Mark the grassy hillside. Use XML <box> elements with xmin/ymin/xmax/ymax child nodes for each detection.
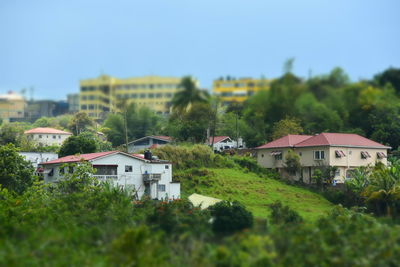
<box><xmin>177</xmin><ymin>168</ymin><xmax>333</xmax><ymax>221</ymax></box>
<box><xmin>152</xmin><ymin>145</ymin><xmax>333</xmax><ymax>221</ymax></box>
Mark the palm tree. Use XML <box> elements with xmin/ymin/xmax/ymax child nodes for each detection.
<box><xmin>171</xmin><ymin>76</ymin><xmax>209</xmax><ymax>112</ymax></box>
<box><xmin>363</xmin><ymin>166</ymin><xmax>400</xmax><ymax>217</ymax></box>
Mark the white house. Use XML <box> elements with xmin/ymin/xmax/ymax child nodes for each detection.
<box><xmin>127</xmin><ymin>136</ymin><xmax>172</xmax><ymax>153</ymax></box>
<box><xmin>207</xmin><ymin>136</ymin><xmax>245</xmax><ymax>152</ymax></box>
<box><xmin>39</xmin><ymin>150</ymin><xmax>180</xmax><ymax>200</ymax></box>
<box><xmin>19</xmin><ymin>152</ymin><xmax>58</xmax><ymax>168</ymax></box>
<box><xmin>24</xmin><ymin>127</ymin><xmax>72</xmax><ymax>146</ymax></box>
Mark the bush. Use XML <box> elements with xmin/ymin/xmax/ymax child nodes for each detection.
<box><xmin>209</xmin><ymin>201</ymin><xmax>253</xmax><ymax>235</ymax></box>
<box><xmin>146</xmin><ymin>199</ymin><xmax>211</xmax><ymax>237</ymax></box>
<box><xmin>268</xmin><ymin>201</ymin><xmax>303</xmax><ymax>225</ymax></box>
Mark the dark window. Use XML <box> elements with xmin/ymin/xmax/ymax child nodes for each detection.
<box><xmin>148</xmin><ymin>93</ymin><xmax>154</xmax><ymax>98</ymax></box>
<box><xmin>59</xmin><ymin>167</ymin><xmax>65</xmax><ymax>175</ymax></box>
<box><xmin>140</xmin><ymin>93</ymin><xmax>146</xmax><ymax>98</ymax></box>
<box><xmin>125</xmin><ymin>165</ymin><xmax>133</xmax><ymax>172</ymax></box>
<box><xmin>53</xmin><ymin>135</ymin><xmax>56</xmax><ymax>139</ymax></box>
<box><xmin>39</xmin><ymin>135</ymin><xmax>42</xmax><ymax>138</ymax></box>
<box><xmin>81</xmin><ymin>105</ymin><xmax>87</xmax><ymax>110</ymax></box>
<box><xmin>88</xmin><ymin>105</ymin><xmax>95</xmax><ymax>110</ymax></box>
<box><xmin>165</xmin><ymin>165</ymin><xmax>169</xmax><ymax>169</ymax></box>
<box><xmin>158</xmin><ymin>184</ymin><xmax>166</xmax><ymax>192</ymax></box>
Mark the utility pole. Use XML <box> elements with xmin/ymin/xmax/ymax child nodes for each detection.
<box><xmin>236</xmin><ymin>112</ymin><xmax>239</xmax><ymax>153</ymax></box>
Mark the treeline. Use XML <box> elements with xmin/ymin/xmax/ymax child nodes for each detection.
<box><xmin>1</xmin><ymin>67</ymin><xmax>399</xmax><ymax>153</ymax></box>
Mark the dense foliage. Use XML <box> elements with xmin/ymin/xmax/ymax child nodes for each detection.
<box><xmin>0</xmin><ymin>172</ymin><xmax>399</xmax><ymax>266</ymax></box>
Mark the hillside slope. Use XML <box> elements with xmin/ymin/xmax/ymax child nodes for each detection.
<box><xmin>179</xmin><ymin>168</ymin><xmax>333</xmax><ymax>221</ymax></box>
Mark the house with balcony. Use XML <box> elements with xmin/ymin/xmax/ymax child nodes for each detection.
<box><xmin>256</xmin><ymin>133</ymin><xmax>390</xmax><ymax>183</ymax></box>
<box><xmin>39</xmin><ymin>150</ymin><xmax>180</xmax><ymax>199</ymax></box>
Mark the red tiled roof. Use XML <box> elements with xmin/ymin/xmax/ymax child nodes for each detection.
<box><xmin>295</xmin><ymin>133</ymin><xmax>391</xmax><ymax>148</ymax></box>
<box><xmin>256</xmin><ymin>135</ymin><xmax>313</xmax><ymax>149</ymax></box>
<box><xmin>41</xmin><ymin>151</ymin><xmax>118</xmax><ymax>165</ymax></box>
<box><xmin>24</xmin><ymin>127</ymin><xmax>72</xmax><ymax>135</ymax></box>
<box><xmin>208</xmin><ymin>136</ymin><xmax>231</xmax><ymax>144</ymax></box>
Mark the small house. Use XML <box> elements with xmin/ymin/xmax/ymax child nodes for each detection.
<box><xmin>24</xmin><ymin>127</ymin><xmax>72</xmax><ymax>146</ymax></box>
<box><xmin>127</xmin><ymin>136</ymin><xmax>172</xmax><ymax>153</ymax></box>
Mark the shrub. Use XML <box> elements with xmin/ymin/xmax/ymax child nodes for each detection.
<box><xmin>209</xmin><ymin>201</ymin><xmax>253</xmax><ymax>235</ymax></box>
<box><xmin>268</xmin><ymin>201</ymin><xmax>303</xmax><ymax>225</ymax></box>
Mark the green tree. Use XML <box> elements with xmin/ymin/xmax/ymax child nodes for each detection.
<box><xmin>374</xmin><ymin>67</ymin><xmax>400</xmax><ymax>94</ymax></box>
<box><xmin>284</xmin><ymin>150</ymin><xmax>301</xmax><ymax>178</ymax></box>
<box><xmin>271</xmin><ymin>117</ymin><xmax>303</xmax><ymax>140</ymax></box>
<box><xmin>0</xmin><ymin>144</ymin><xmax>35</xmax><ymax>194</ymax></box>
<box><xmin>68</xmin><ymin>112</ymin><xmax>95</xmax><ymax>135</ymax></box>
<box><xmin>59</xmin><ymin>134</ymin><xmax>97</xmax><ymax>157</ymax></box>
<box><xmin>168</xmin><ymin>102</ymin><xmax>212</xmax><ymax>143</ymax></box>
<box><xmin>0</xmin><ymin>122</ymin><xmax>29</xmax><ymax>146</ymax></box>
<box><xmin>171</xmin><ymin>76</ymin><xmax>209</xmax><ymax>111</ymax></box>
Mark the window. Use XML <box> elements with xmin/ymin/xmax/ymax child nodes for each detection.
<box><xmin>88</xmin><ymin>104</ymin><xmax>95</xmax><ymax>110</ymax></box>
<box><xmin>68</xmin><ymin>166</ymin><xmax>74</xmax><ymax>173</ymax></box>
<box><xmin>335</xmin><ymin>169</ymin><xmax>340</xmax><ymax>176</ymax></box>
<box><xmin>335</xmin><ymin>150</ymin><xmax>346</xmax><ymax>158</ymax></box>
<box><xmin>81</xmin><ymin>105</ymin><xmax>87</xmax><ymax>110</ymax></box>
<box><xmin>270</xmin><ymin>151</ymin><xmax>282</xmax><ymax>160</ymax></box>
<box><xmin>148</xmin><ymin>93</ymin><xmax>154</xmax><ymax>98</ymax></box>
<box><xmin>314</xmin><ymin>150</ymin><xmax>325</xmax><ymax>160</ymax></box>
<box><xmin>53</xmin><ymin>135</ymin><xmax>56</xmax><ymax>139</ymax></box>
<box><xmin>125</xmin><ymin>165</ymin><xmax>133</xmax><ymax>172</ymax></box>
<box><xmin>158</xmin><ymin>184</ymin><xmax>166</xmax><ymax>192</ymax></box>
<box><xmin>39</xmin><ymin>135</ymin><xmax>42</xmax><ymax>138</ymax></box>
<box><xmin>59</xmin><ymin>167</ymin><xmax>65</xmax><ymax>175</ymax></box>
<box><xmin>377</xmin><ymin>152</ymin><xmax>387</xmax><ymax>159</ymax></box>
<box><xmin>59</xmin><ymin>135</ymin><xmax>61</xmax><ymax>139</ymax></box>
<box><xmin>165</xmin><ymin>165</ymin><xmax>169</xmax><ymax>169</ymax></box>
<box><xmin>361</xmin><ymin>151</ymin><xmax>371</xmax><ymax>159</ymax></box>
<box><xmin>346</xmin><ymin>169</ymin><xmax>356</xmax><ymax>179</ymax></box>
<box><xmin>261</xmin><ymin>154</ymin><xmax>264</xmax><ymax>158</ymax></box>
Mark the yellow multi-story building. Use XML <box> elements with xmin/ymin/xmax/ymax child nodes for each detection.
<box><xmin>213</xmin><ymin>77</ymin><xmax>270</xmax><ymax>105</ymax></box>
<box><xmin>79</xmin><ymin>75</ymin><xmax>184</xmax><ymax>120</ymax></box>
<box><xmin>0</xmin><ymin>92</ymin><xmax>26</xmax><ymax>122</ymax></box>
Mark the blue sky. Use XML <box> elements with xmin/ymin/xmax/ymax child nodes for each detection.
<box><xmin>0</xmin><ymin>0</ymin><xmax>399</xmax><ymax>100</ymax></box>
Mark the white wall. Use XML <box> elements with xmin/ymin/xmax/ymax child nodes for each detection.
<box><xmin>27</xmin><ymin>133</ymin><xmax>71</xmax><ymax>146</ymax></box>
<box><xmin>19</xmin><ymin>152</ymin><xmax>58</xmax><ymax>168</ymax></box>
<box><xmin>41</xmin><ymin>153</ymin><xmax>178</xmax><ymax>199</ymax></box>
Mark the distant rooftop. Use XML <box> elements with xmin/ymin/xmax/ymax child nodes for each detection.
<box><xmin>24</xmin><ymin>127</ymin><xmax>72</xmax><ymax>135</ymax></box>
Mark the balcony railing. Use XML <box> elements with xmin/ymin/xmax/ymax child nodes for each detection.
<box><xmin>143</xmin><ymin>173</ymin><xmax>161</xmax><ymax>182</ymax></box>
<box><xmin>93</xmin><ymin>175</ymin><xmax>118</xmax><ymax>181</ymax></box>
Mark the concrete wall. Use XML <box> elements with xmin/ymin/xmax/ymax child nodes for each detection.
<box><xmin>19</xmin><ymin>152</ymin><xmax>58</xmax><ymax>168</ymax></box>
<box><xmin>27</xmin><ymin>133</ymin><xmax>71</xmax><ymax>146</ymax></box>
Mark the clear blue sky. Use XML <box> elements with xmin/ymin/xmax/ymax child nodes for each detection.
<box><xmin>0</xmin><ymin>0</ymin><xmax>399</xmax><ymax>100</ymax></box>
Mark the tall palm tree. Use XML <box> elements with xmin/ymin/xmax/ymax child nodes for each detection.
<box><xmin>363</xmin><ymin>166</ymin><xmax>400</xmax><ymax>217</ymax></box>
<box><xmin>171</xmin><ymin>76</ymin><xmax>209</xmax><ymax>112</ymax></box>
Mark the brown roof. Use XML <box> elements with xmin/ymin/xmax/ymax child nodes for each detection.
<box><xmin>295</xmin><ymin>133</ymin><xmax>391</xmax><ymax>148</ymax></box>
<box><xmin>24</xmin><ymin>127</ymin><xmax>72</xmax><ymax>135</ymax></box>
<box><xmin>256</xmin><ymin>135</ymin><xmax>313</xmax><ymax>149</ymax></box>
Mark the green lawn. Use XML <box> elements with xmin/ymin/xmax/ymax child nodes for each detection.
<box><xmin>181</xmin><ymin>168</ymin><xmax>334</xmax><ymax>221</ymax></box>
